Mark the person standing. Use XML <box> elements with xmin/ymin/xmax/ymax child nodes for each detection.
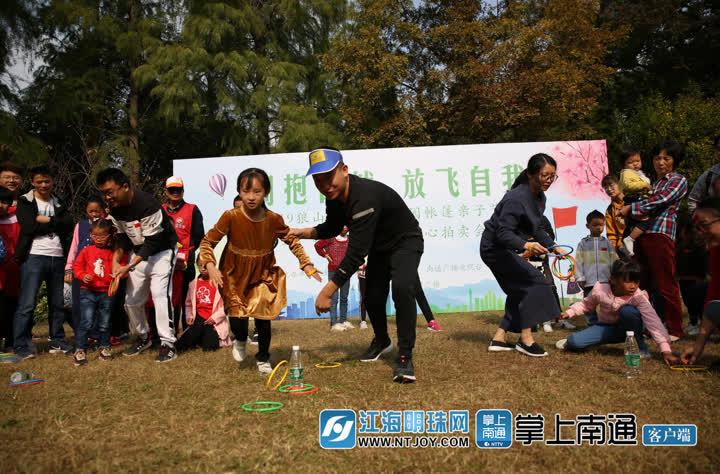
<box><xmin>314</xmin><ymin>226</ymin><xmax>352</xmax><ymax>331</ymax></box>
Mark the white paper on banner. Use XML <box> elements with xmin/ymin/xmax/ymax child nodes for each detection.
<box><xmin>174</xmin><ymin>140</ymin><xmax>609</xmax><ymax>319</ymax></box>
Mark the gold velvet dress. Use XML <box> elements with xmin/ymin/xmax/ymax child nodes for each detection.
<box><xmin>197</xmin><ymin>208</ymin><xmax>312</xmax><ymax>319</ymax></box>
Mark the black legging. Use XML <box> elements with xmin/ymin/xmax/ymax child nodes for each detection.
<box><xmin>230</xmin><ymin>317</ymin><xmax>271</xmax><ymax>362</ymax></box>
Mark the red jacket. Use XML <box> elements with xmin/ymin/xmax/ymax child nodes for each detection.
<box><xmin>0</xmin><ymin>213</ymin><xmax>20</xmax><ymax>296</ymax></box>
<box><xmin>314</xmin><ymin>237</ymin><xmax>349</xmax><ymax>272</ymax></box>
<box><xmin>73</xmin><ymin>245</ymin><xmax>126</xmax><ymax>292</ymax></box>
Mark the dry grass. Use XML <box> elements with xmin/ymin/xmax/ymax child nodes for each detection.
<box><xmin>1</xmin><ymin>312</ymin><xmax>719</xmax><ymax>473</ymax></box>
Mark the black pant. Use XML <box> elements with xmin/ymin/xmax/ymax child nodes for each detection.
<box><xmin>415</xmin><ymin>279</ymin><xmax>435</xmax><ymax>323</ymax></box>
<box><xmin>679</xmin><ymin>279</ymin><xmax>708</xmax><ymax>325</ymax></box>
<box><xmin>179</xmin><ymin>263</ymin><xmax>196</xmax><ymax>331</ymax></box>
<box><xmin>0</xmin><ymin>294</ymin><xmax>18</xmax><ymax>348</ymax></box>
<box><xmin>176</xmin><ymin>317</ymin><xmax>220</xmax><ymax>352</ymax></box>
<box><xmin>111</xmin><ymin>279</ymin><xmax>129</xmax><ymax>337</ymax></box>
<box><xmin>230</xmin><ymin>317</ymin><xmax>271</xmax><ymax>362</ymax></box>
<box><xmin>359</xmin><ymin>277</ymin><xmax>367</xmax><ymax>322</ymax></box>
<box><xmin>365</xmin><ymin>237</ymin><xmax>423</xmax><ymax>358</ymax></box>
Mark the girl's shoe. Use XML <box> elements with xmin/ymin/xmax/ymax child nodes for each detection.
<box><xmin>542</xmin><ymin>322</ymin><xmax>554</xmax><ymax>333</ymax></box>
<box><xmin>427</xmin><ymin>320</ymin><xmax>442</xmax><ymax>332</ymax></box>
<box><xmin>359</xmin><ymin>321</ymin><xmax>368</xmax><ymax>330</ymax></box>
<box><xmin>232</xmin><ymin>340</ymin><xmax>246</xmax><ymax>362</ymax></box>
<box><xmin>257</xmin><ymin>361</ymin><xmax>272</xmax><ymax>375</ymax></box>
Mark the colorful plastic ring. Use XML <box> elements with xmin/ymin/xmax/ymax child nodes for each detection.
<box><xmin>278</xmin><ymin>383</ymin><xmax>316</xmax><ymax>393</ymax></box>
<box><xmin>551</xmin><ymin>254</ymin><xmax>577</xmax><ymax>280</ymax></box>
<box><xmin>314</xmin><ymin>362</ymin><xmax>342</xmax><ymax>369</ymax></box>
<box><xmin>549</xmin><ymin>244</ymin><xmax>574</xmax><ymax>257</ymax></box>
<box><xmin>242</xmin><ymin>401</ymin><xmax>284</xmax><ymax>412</ymax></box>
<box><xmin>670</xmin><ymin>364</ymin><xmax>708</xmax><ymax>372</ymax></box>
<box><xmin>266</xmin><ymin>360</ymin><xmax>289</xmax><ymax>390</ymax></box>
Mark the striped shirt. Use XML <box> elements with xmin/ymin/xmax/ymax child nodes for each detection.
<box><xmin>630</xmin><ymin>172</ymin><xmax>687</xmax><ymax>241</ymax></box>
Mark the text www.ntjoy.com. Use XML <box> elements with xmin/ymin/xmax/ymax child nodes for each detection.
<box><xmin>357</xmin><ymin>436</ymin><xmax>470</xmax><ymax>448</ymax></box>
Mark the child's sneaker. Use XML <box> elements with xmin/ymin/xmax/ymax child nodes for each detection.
<box><xmin>48</xmin><ymin>340</ymin><xmax>73</xmax><ymax>355</ymax></box>
<box><xmin>542</xmin><ymin>322</ymin><xmax>554</xmax><ymax>333</ymax></box>
<box><xmin>331</xmin><ymin>323</ymin><xmax>346</xmax><ymax>332</ymax></box>
<box><xmin>622</xmin><ymin>236</ymin><xmax>635</xmax><ymax>256</ymax></box>
<box><xmin>427</xmin><ymin>320</ymin><xmax>442</xmax><ymax>332</ymax></box>
<box><xmin>686</xmin><ymin>324</ymin><xmax>699</xmax><ymax>336</ymax></box>
<box><xmin>555</xmin><ymin>338</ymin><xmax>568</xmax><ymax>350</ymax></box>
<box><xmin>342</xmin><ymin>321</ymin><xmax>355</xmax><ymax>330</ymax></box>
<box><xmin>232</xmin><ymin>340</ymin><xmax>246</xmax><ymax>362</ymax></box>
<box><xmin>359</xmin><ymin>321</ymin><xmax>368</xmax><ymax>330</ymax></box>
<box><xmin>249</xmin><ymin>331</ymin><xmax>259</xmax><ymax>346</ymax></box>
<box><xmin>98</xmin><ymin>347</ymin><xmax>112</xmax><ymax>361</ymax></box>
<box><xmin>557</xmin><ymin>320</ymin><xmax>576</xmax><ymax>330</ymax></box>
<box><xmin>73</xmin><ymin>350</ymin><xmax>88</xmax><ymax>367</ymax></box>
<box><xmin>257</xmin><ymin>361</ymin><xmax>272</xmax><ymax>375</ymax></box>
<box><xmin>639</xmin><ymin>349</ymin><xmax>652</xmax><ymax>359</ymax></box>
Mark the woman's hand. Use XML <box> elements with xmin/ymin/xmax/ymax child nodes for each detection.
<box><xmin>206</xmin><ymin>263</ymin><xmax>224</xmax><ymax>289</ymax></box>
<box><xmin>681</xmin><ymin>347</ymin><xmax>701</xmax><ymax>365</ymax></box>
<box><xmin>662</xmin><ymin>351</ymin><xmax>680</xmax><ymax>366</ymax></box>
<box><xmin>523</xmin><ymin>241</ymin><xmax>548</xmax><ymax>257</ymax></box>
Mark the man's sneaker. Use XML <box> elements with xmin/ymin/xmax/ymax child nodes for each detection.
<box><xmin>686</xmin><ymin>324</ymin><xmax>700</xmax><ymax>336</ymax></box>
<box><xmin>48</xmin><ymin>340</ymin><xmax>73</xmax><ymax>355</ymax></box>
<box><xmin>542</xmin><ymin>322</ymin><xmax>554</xmax><ymax>333</ymax></box>
<box><xmin>515</xmin><ymin>341</ymin><xmax>548</xmax><ymax>357</ymax></box>
<box><xmin>555</xmin><ymin>338</ymin><xmax>568</xmax><ymax>350</ymax></box>
<box><xmin>98</xmin><ymin>347</ymin><xmax>112</xmax><ymax>361</ymax></box>
<box><xmin>155</xmin><ymin>344</ymin><xmax>177</xmax><ymax>363</ymax></box>
<box><xmin>557</xmin><ymin>320</ymin><xmax>576</xmax><ymax>330</ymax></box>
<box><xmin>342</xmin><ymin>321</ymin><xmax>355</xmax><ymax>330</ymax></box>
<box><xmin>123</xmin><ymin>337</ymin><xmax>151</xmax><ymax>357</ymax></box>
<box><xmin>249</xmin><ymin>331</ymin><xmax>259</xmax><ymax>346</ymax></box>
<box><xmin>360</xmin><ymin>338</ymin><xmax>393</xmax><ymax>362</ymax></box>
<box><xmin>73</xmin><ymin>350</ymin><xmax>88</xmax><ymax>367</ymax></box>
<box><xmin>427</xmin><ymin>320</ymin><xmax>442</xmax><ymax>332</ymax></box>
<box><xmin>331</xmin><ymin>323</ymin><xmax>346</xmax><ymax>332</ymax></box>
<box><xmin>15</xmin><ymin>348</ymin><xmax>35</xmax><ymax>360</ymax></box>
<box><xmin>232</xmin><ymin>340</ymin><xmax>246</xmax><ymax>362</ymax></box>
<box><xmin>257</xmin><ymin>361</ymin><xmax>272</xmax><ymax>375</ymax></box>
<box><xmin>392</xmin><ymin>355</ymin><xmax>416</xmax><ymax>383</ymax></box>
<box><xmin>488</xmin><ymin>340</ymin><xmax>514</xmax><ymax>352</ymax></box>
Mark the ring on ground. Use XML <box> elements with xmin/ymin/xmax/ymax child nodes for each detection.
<box><xmin>242</xmin><ymin>401</ymin><xmax>284</xmax><ymax>412</ymax></box>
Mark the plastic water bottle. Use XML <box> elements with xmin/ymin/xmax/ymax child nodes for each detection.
<box><xmin>624</xmin><ymin>331</ymin><xmax>640</xmax><ymax>378</ymax></box>
<box><xmin>10</xmin><ymin>371</ymin><xmax>33</xmax><ymax>383</ymax></box>
<box><xmin>289</xmin><ymin>345</ymin><xmax>304</xmax><ymax>388</ymax></box>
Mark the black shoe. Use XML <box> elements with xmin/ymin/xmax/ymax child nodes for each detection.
<box><xmin>488</xmin><ymin>340</ymin><xmax>514</xmax><ymax>352</ymax></box>
<box><xmin>515</xmin><ymin>341</ymin><xmax>548</xmax><ymax>357</ymax></box>
<box><xmin>393</xmin><ymin>355</ymin><xmax>416</xmax><ymax>383</ymax></box>
<box><xmin>123</xmin><ymin>337</ymin><xmax>152</xmax><ymax>357</ymax></box>
<box><xmin>15</xmin><ymin>348</ymin><xmax>36</xmax><ymax>360</ymax></box>
<box><xmin>48</xmin><ymin>340</ymin><xmax>73</xmax><ymax>355</ymax></box>
<box><xmin>360</xmin><ymin>338</ymin><xmax>393</xmax><ymax>362</ymax></box>
<box><xmin>155</xmin><ymin>344</ymin><xmax>177</xmax><ymax>363</ymax></box>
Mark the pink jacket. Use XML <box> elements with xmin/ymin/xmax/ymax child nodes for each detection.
<box><xmin>565</xmin><ymin>283</ymin><xmax>672</xmax><ymax>353</ymax></box>
<box><xmin>185</xmin><ymin>278</ymin><xmax>232</xmax><ymax>347</ymax></box>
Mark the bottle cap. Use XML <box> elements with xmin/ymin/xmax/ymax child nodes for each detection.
<box><xmin>292</xmin><ymin>345</ymin><xmax>300</xmax><ymax>351</ymax></box>
<box><xmin>626</xmin><ymin>331</ymin><xmax>634</xmax><ymax>336</ymax></box>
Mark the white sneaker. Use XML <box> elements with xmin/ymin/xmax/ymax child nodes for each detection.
<box><xmin>342</xmin><ymin>321</ymin><xmax>355</xmax><ymax>329</ymax></box>
<box><xmin>232</xmin><ymin>340</ymin><xmax>246</xmax><ymax>362</ymax></box>
<box><xmin>557</xmin><ymin>320</ymin><xmax>576</xmax><ymax>330</ymax></box>
<box><xmin>640</xmin><ymin>349</ymin><xmax>652</xmax><ymax>359</ymax></box>
<box><xmin>257</xmin><ymin>361</ymin><xmax>272</xmax><ymax>375</ymax></box>
<box><xmin>686</xmin><ymin>324</ymin><xmax>699</xmax><ymax>336</ymax></box>
<box><xmin>360</xmin><ymin>321</ymin><xmax>368</xmax><ymax>330</ymax></box>
<box><xmin>555</xmin><ymin>338</ymin><xmax>567</xmax><ymax>350</ymax></box>
<box><xmin>331</xmin><ymin>323</ymin><xmax>346</xmax><ymax>332</ymax></box>
<box><xmin>543</xmin><ymin>322</ymin><xmax>554</xmax><ymax>333</ymax></box>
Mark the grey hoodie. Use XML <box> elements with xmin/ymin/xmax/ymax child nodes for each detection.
<box><xmin>688</xmin><ymin>163</ymin><xmax>720</xmax><ymax>213</ymax></box>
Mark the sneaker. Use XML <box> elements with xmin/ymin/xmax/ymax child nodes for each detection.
<box><xmin>342</xmin><ymin>321</ymin><xmax>355</xmax><ymax>330</ymax></box>
<box><xmin>669</xmin><ymin>335</ymin><xmax>681</xmax><ymax>343</ymax></box>
<box><xmin>359</xmin><ymin>321</ymin><xmax>368</xmax><ymax>330</ymax></box>
<box><xmin>639</xmin><ymin>349</ymin><xmax>651</xmax><ymax>359</ymax></box>
<box><xmin>98</xmin><ymin>347</ymin><xmax>112</xmax><ymax>361</ymax></box>
<box><xmin>622</xmin><ymin>236</ymin><xmax>635</xmax><ymax>257</ymax></box>
<box><xmin>155</xmin><ymin>344</ymin><xmax>177</xmax><ymax>363</ymax></box>
<box><xmin>557</xmin><ymin>320</ymin><xmax>576</xmax><ymax>330</ymax></box>
<box><xmin>360</xmin><ymin>338</ymin><xmax>393</xmax><ymax>362</ymax></box>
<box><xmin>427</xmin><ymin>320</ymin><xmax>442</xmax><ymax>332</ymax></box>
<box><xmin>542</xmin><ymin>322</ymin><xmax>554</xmax><ymax>333</ymax></box>
<box><xmin>488</xmin><ymin>340</ymin><xmax>514</xmax><ymax>352</ymax></box>
<box><xmin>123</xmin><ymin>337</ymin><xmax>152</xmax><ymax>357</ymax></box>
<box><xmin>686</xmin><ymin>324</ymin><xmax>700</xmax><ymax>336</ymax></box>
<box><xmin>515</xmin><ymin>341</ymin><xmax>548</xmax><ymax>357</ymax></box>
<box><xmin>555</xmin><ymin>338</ymin><xmax>567</xmax><ymax>350</ymax></box>
<box><xmin>392</xmin><ymin>355</ymin><xmax>416</xmax><ymax>383</ymax></box>
<box><xmin>73</xmin><ymin>350</ymin><xmax>88</xmax><ymax>367</ymax></box>
<box><xmin>249</xmin><ymin>331</ymin><xmax>259</xmax><ymax>346</ymax></box>
<box><xmin>331</xmin><ymin>323</ymin><xmax>346</xmax><ymax>332</ymax></box>
<box><xmin>15</xmin><ymin>348</ymin><xmax>36</xmax><ymax>360</ymax></box>
<box><xmin>48</xmin><ymin>340</ymin><xmax>73</xmax><ymax>355</ymax></box>
<box><xmin>232</xmin><ymin>340</ymin><xmax>246</xmax><ymax>362</ymax></box>
<box><xmin>257</xmin><ymin>361</ymin><xmax>272</xmax><ymax>375</ymax></box>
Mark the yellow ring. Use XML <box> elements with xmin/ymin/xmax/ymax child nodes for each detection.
<box><xmin>266</xmin><ymin>360</ymin><xmax>289</xmax><ymax>390</ymax></box>
<box><xmin>670</xmin><ymin>364</ymin><xmax>708</xmax><ymax>372</ymax></box>
<box><xmin>314</xmin><ymin>362</ymin><xmax>342</xmax><ymax>369</ymax></box>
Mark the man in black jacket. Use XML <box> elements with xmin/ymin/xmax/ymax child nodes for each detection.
<box><xmin>13</xmin><ymin>165</ymin><xmax>74</xmax><ymax>359</ymax></box>
<box><xmin>290</xmin><ymin>148</ymin><xmax>424</xmax><ymax>383</ymax></box>
<box><xmin>97</xmin><ymin>168</ymin><xmax>179</xmax><ymax>363</ymax></box>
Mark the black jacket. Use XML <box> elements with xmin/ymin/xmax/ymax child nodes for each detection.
<box><xmin>15</xmin><ymin>190</ymin><xmax>74</xmax><ymax>263</ymax></box>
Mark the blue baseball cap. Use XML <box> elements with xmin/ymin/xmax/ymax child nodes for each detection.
<box><xmin>306</xmin><ymin>148</ymin><xmax>343</xmax><ymax>176</ymax></box>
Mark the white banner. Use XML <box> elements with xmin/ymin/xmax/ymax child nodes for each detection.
<box><xmin>174</xmin><ymin>140</ymin><xmax>609</xmax><ymax>319</ymax></box>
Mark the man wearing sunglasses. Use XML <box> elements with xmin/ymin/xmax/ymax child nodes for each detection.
<box><xmin>162</xmin><ymin>177</ymin><xmax>205</xmax><ymax>333</ymax></box>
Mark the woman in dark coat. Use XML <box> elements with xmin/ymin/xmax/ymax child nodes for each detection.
<box><xmin>481</xmin><ymin>153</ymin><xmax>562</xmax><ymax>357</ymax></box>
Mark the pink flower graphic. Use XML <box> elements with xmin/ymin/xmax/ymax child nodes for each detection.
<box><xmin>550</xmin><ymin>140</ymin><xmax>609</xmax><ymax>200</ymax></box>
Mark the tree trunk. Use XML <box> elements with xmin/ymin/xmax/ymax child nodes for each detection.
<box><xmin>127</xmin><ymin>0</ymin><xmax>141</xmax><ymax>183</ymax></box>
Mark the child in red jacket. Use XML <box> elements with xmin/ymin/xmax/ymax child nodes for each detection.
<box><xmin>71</xmin><ymin>219</ymin><xmax>126</xmax><ymax>366</ymax></box>
<box><xmin>0</xmin><ymin>186</ymin><xmax>20</xmax><ymax>350</ymax></box>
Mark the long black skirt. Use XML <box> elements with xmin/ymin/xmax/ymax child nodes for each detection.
<box><xmin>480</xmin><ymin>239</ymin><xmax>561</xmax><ymax>333</ymax></box>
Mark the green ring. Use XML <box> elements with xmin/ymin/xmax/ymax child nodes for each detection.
<box><xmin>242</xmin><ymin>401</ymin><xmax>284</xmax><ymax>412</ymax></box>
<box><xmin>278</xmin><ymin>383</ymin><xmax>316</xmax><ymax>393</ymax></box>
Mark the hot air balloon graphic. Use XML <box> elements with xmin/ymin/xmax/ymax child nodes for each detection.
<box><xmin>209</xmin><ymin>173</ymin><xmax>227</xmax><ymax>197</ymax></box>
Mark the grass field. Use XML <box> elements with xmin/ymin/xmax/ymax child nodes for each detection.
<box><xmin>2</xmin><ymin>312</ymin><xmax>719</xmax><ymax>473</ymax></box>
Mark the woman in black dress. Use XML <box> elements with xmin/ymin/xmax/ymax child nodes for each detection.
<box><xmin>481</xmin><ymin>153</ymin><xmax>561</xmax><ymax>357</ymax></box>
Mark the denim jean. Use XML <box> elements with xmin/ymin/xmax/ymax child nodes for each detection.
<box><xmin>14</xmin><ymin>255</ymin><xmax>66</xmax><ymax>351</ymax></box>
<box><xmin>76</xmin><ymin>289</ymin><xmax>114</xmax><ymax>350</ymax></box>
<box><xmin>328</xmin><ymin>271</ymin><xmax>350</xmax><ymax>325</ymax></box>
<box><xmin>566</xmin><ymin>304</ymin><xmax>647</xmax><ymax>352</ymax></box>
